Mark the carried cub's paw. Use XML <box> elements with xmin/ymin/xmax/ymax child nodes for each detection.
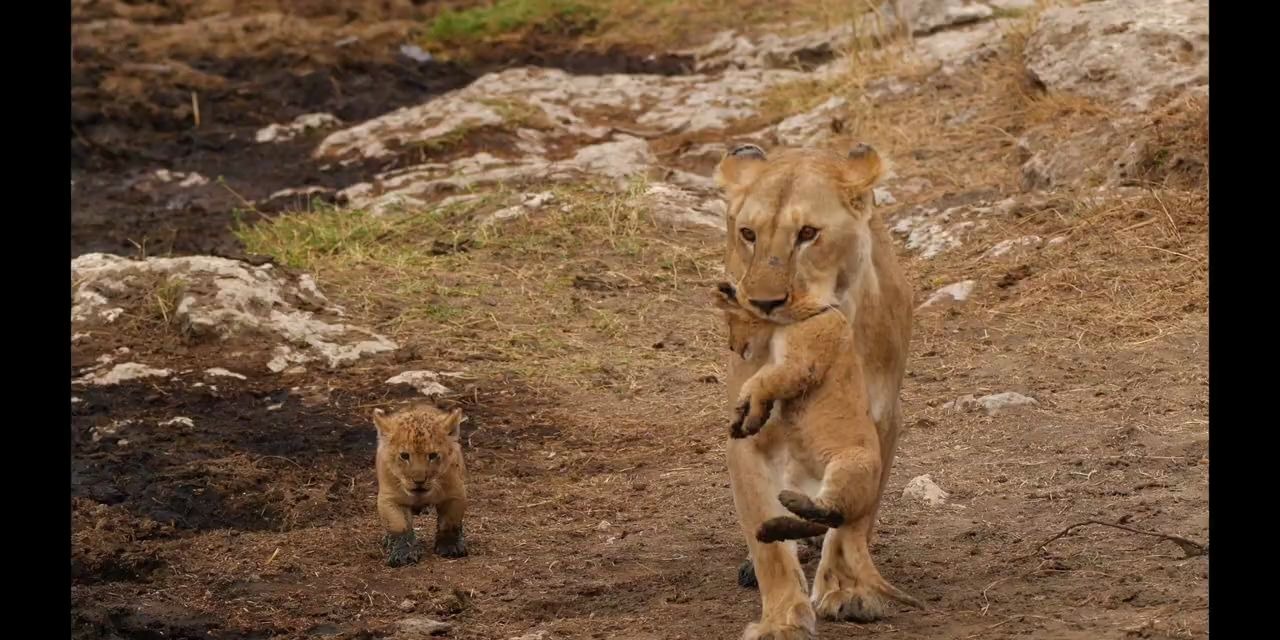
<box><xmin>434</xmin><ymin>531</ymin><xmax>468</xmax><ymax>558</ymax></box>
<box><xmin>729</xmin><ymin>401</ymin><xmax>752</xmax><ymax>438</ymax></box>
<box><xmin>382</xmin><ymin>531</ymin><xmax>423</xmax><ymax>567</ymax></box>
<box><xmin>758</xmin><ymin>516</ymin><xmax>831</xmax><ymax>543</ymax></box>
<box><xmin>737</xmin><ymin>558</ymin><xmax>758</xmax><ymax>589</ymax></box>
<box><xmin>778</xmin><ymin>490</ymin><xmax>845</xmax><ymax>529</ymax></box>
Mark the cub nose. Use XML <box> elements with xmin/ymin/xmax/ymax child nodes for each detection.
<box><xmin>749</xmin><ymin>296</ymin><xmax>788</xmax><ymax>314</ymax></box>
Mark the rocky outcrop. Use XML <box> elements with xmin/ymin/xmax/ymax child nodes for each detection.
<box><xmin>71</xmin><ymin>254</ymin><xmax>396</xmax><ymax>374</ymax></box>
<box><xmin>1025</xmin><ymin>0</ymin><xmax>1208</xmax><ymax>113</ymax></box>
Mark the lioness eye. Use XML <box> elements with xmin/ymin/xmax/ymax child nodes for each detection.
<box><xmin>797</xmin><ymin>226</ymin><xmax>819</xmax><ymax>243</ymax></box>
<box><xmin>740</xmin><ymin>228</ymin><xmax>756</xmax><ymax>243</ymax></box>
<box><xmin>428</xmin><ymin>452</ymin><xmax>440</xmax><ymax>461</ymax></box>
<box><xmin>399</xmin><ymin>452</ymin><xmax>410</xmax><ymax>461</ymax></box>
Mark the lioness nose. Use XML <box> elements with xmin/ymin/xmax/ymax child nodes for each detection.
<box><xmin>749</xmin><ymin>296</ymin><xmax>788</xmax><ymax>314</ymax></box>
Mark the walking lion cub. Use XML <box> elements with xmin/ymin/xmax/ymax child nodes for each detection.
<box><xmin>372</xmin><ymin>403</ymin><xmax>468</xmax><ymax>567</ymax></box>
<box><xmin>714</xmin><ymin>281</ymin><xmax>921</xmax><ymax>614</ymax></box>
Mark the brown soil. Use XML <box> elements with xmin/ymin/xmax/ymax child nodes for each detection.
<box><xmin>71</xmin><ymin>3</ymin><xmax>1208</xmax><ymax>640</ymax></box>
<box><xmin>70</xmin><ymin>0</ymin><xmax>690</xmax><ymax>259</ymax></box>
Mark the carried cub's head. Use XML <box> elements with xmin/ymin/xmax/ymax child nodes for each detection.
<box><xmin>714</xmin><ymin>144</ymin><xmax>885</xmax><ymax>323</ymax></box>
<box><xmin>372</xmin><ymin>404</ymin><xmax>463</xmax><ymax>496</ymax></box>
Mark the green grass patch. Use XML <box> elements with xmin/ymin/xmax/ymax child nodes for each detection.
<box><xmin>422</xmin><ymin>0</ymin><xmax>602</xmax><ymax>47</ymax></box>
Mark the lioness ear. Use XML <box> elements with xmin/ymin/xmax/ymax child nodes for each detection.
<box><xmin>839</xmin><ymin>143</ymin><xmax>885</xmax><ymax>197</ymax></box>
<box><xmin>443</xmin><ymin>408</ymin><xmax>463</xmax><ymax>439</ymax></box>
<box><xmin>372</xmin><ymin>408</ymin><xmax>393</xmax><ymax>438</ymax></box>
<box><xmin>715</xmin><ymin>144</ymin><xmax>768</xmax><ymax>191</ymax></box>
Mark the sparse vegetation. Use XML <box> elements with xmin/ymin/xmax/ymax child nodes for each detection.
<box><xmin>423</xmin><ymin>0</ymin><xmax>603</xmax><ymax>47</ymax></box>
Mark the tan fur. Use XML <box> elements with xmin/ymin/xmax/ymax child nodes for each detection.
<box><xmin>715</xmin><ymin>144</ymin><xmax>914</xmax><ymax>637</ymax></box>
<box><xmin>716</xmin><ymin>284</ymin><xmax>921</xmax><ymax>614</ymax></box>
<box><xmin>373</xmin><ymin>403</ymin><xmax>468</xmax><ymax>563</ymax></box>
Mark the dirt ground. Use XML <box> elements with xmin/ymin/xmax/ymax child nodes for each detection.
<box><xmin>71</xmin><ymin>2</ymin><xmax>1208</xmax><ymax>639</ymax></box>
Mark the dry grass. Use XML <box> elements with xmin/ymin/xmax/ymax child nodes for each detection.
<box><xmin>420</xmin><ymin>0</ymin><xmax>888</xmax><ymax>54</ymax></box>
<box><xmin>238</xmin><ymin>182</ymin><xmax>725</xmax><ymax>400</ymax></box>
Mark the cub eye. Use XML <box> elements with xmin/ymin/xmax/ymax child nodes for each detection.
<box><xmin>739</xmin><ymin>228</ymin><xmax>756</xmax><ymax>243</ymax></box>
<box><xmin>428</xmin><ymin>452</ymin><xmax>440</xmax><ymax>461</ymax></box>
<box><xmin>797</xmin><ymin>226</ymin><xmax>819</xmax><ymax>243</ymax></box>
<box><xmin>399</xmin><ymin>452</ymin><xmax>410</xmax><ymax>462</ymax></box>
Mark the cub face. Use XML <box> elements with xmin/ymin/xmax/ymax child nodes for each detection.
<box><xmin>372</xmin><ymin>404</ymin><xmax>463</xmax><ymax>498</ymax></box>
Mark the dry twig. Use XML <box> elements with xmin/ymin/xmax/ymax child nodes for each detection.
<box><xmin>1034</xmin><ymin>517</ymin><xmax>1208</xmax><ymax>559</ymax></box>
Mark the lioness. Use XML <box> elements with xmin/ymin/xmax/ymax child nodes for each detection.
<box><xmin>716</xmin><ymin>143</ymin><xmax>913</xmax><ymax>639</ymax></box>
<box><xmin>714</xmin><ymin>280</ymin><xmax>921</xmax><ymax>612</ymax></box>
<box><xmin>372</xmin><ymin>403</ymin><xmax>468</xmax><ymax>567</ymax></box>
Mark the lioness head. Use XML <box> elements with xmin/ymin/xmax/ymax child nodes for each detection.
<box><xmin>714</xmin><ymin>143</ymin><xmax>885</xmax><ymax>323</ymax></box>
<box><xmin>372</xmin><ymin>404</ymin><xmax>463</xmax><ymax>497</ymax></box>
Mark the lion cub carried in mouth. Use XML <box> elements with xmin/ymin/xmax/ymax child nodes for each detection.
<box><xmin>372</xmin><ymin>403</ymin><xmax>468</xmax><ymax>567</ymax></box>
<box><xmin>714</xmin><ymin>281</ymin><xmax>921</xmax><ymax>610</ymax></box>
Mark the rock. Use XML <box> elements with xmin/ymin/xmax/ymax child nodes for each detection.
<box><xmin>772</xmin><ymin>96</ymin><xmax>847</xmax><ymax>147</ymax></box>
<box><xmin>885</xmin><ymin>0</ymin><xmax>994</xmax><ymax>36</ymax></box>
<box><xmin>1024</xmin><ymin>0</ymin><xmax>1208</xmax><ymax>113</ymax></box>
<box><xmin>316</xmin><ymin>66</ymin><xmax>805</xmax><ymax>165</ymax></box>
<box><xmin>507</xmin><ymin>633</ymin><xmax>547</xmax><ymax>640</ymax></box>
<box><xmin>159</xmin><ymin>417</ymin><xmax>194</xmax><ymax>428</ymax></box>
<box><xmin>890</xmin><ymin>196</ymin><xmax>1015</xmax><ymax>259</ymax></box>
<box><xmin>398</xmin><ymin>598</ymin><xmax>416</xmax><ymax>613</ymax></box>
<box><xmin>76</xmin><ymin>362</ymin><xmax>171</xmax><ymax>386</ymax></box>
<box><xmin>903</xmin><ymin>474</ymin><xmax>949</xmax><ymax>506</ymax></box>
<box><xmin>394</xmin><ymin>616</ymin><xmax>451</xmax><ymax>637</ymax></box>
<box><xmin>918</xmin><ymin>280</ymin><xmax>975</xmax><ymax>310</ymax></box>
<box><xmin>975</xmin><ymin>391</ymin><xmax>1038</xmax><ymax>415</ymax></box>
<box><xmin>255</xmin><ymin>113</ymin><xmax>342</xmax><ymax>143</ymax></box>
<box><xmin>983</xmin><ymin>235</ymin><xmax>1043</xmax><ymax>259</ymax></box>
<box><xmin>385</xmin><ymin>370</ymin><xmax>467</xmax><ymax>398</ymax></box>
<box><xmin>399</xmin><ymin>44</ymin><xmax>433</xmax><ymax>63</ymax></box>
<box><xmin>71</xmin><ymin>254</ymin><xmax>396</xmax><ymax>372</ymax></box>
<box><xmin>945</xmin><ymin>391</ymin><xmax>1038</xmax><ymax>416</ymax></box>
<box><xmin>479</xmin><ymin>191</ymin><xmax>556</xmax><ymax>226</ymax></box>
<box><xmin>151</xmin><ymin>168</ymin><xmax>210</xmax><ymax>188</ymax></box>
<box><xmin>986</xmin><ymin>0</ymin><xmax>1036</xmax><ymax>12</ymax></box>
<box><xmin>682</xmin><ymin>27</ymin><xmax>850</xmax><ymax>71</ymax></box>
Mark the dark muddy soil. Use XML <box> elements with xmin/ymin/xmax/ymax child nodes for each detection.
<box><xmin>70</xmin><ymin>2</ymin><xmax>692</xmax><ymax>258</ymax></box>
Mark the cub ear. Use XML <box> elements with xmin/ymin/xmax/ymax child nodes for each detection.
<box><xmin>839</xmin><ymin>143</ymin><xmax>886</xmax><ymax>197</ymax></box>
<box><xmin>443</xmin><ymin>408</ymin><xmax>463</xmax><ymax>439</ymax></box>
<box><xmin>714</xmin><ymin>144</ymin><xmax>768</xmax><ymax>191</ymax></box>
<box><xmin>372</xmin><ymin>408</ymin><xmax>394</xmax><ymax>438</ymax></box>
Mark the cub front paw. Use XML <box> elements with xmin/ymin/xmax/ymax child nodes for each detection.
<box><xmin>434</xmin><ymin>531</ymin><xmax>468</xmax><ymax>558</ymax></box>
<box><xmin>382</xmin><ymin>531</ymin><xmax>423</xmax><ymax>567</ymax></box>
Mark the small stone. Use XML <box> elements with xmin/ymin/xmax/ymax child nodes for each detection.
<box><xmin>395</xmin><ymin>616</ymin><xmax>451</xmax><ymax>637</ymax></box>
<box><xmin>903</xmin><ymin>474</ymin><xmax>949</xmax><ymax>506</ymax></box>
<box><xmin>204</xmin><ymin>367</ymin><xmax>247</xmax><ymax>380</ymax></box>
<box><xmin>918</xmin><ymin>280</ymin><xmax>975</xmax><ymax>310</ymax></box>
<box><xmin>975</xmin><ymin>391</ymin><xmax>1038</xmax><ymax>416</ymax></box>
<box><xmin>398</xmin><ymin>598</ymin><xmax>416</xmax><ymax>612</ymax></box>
